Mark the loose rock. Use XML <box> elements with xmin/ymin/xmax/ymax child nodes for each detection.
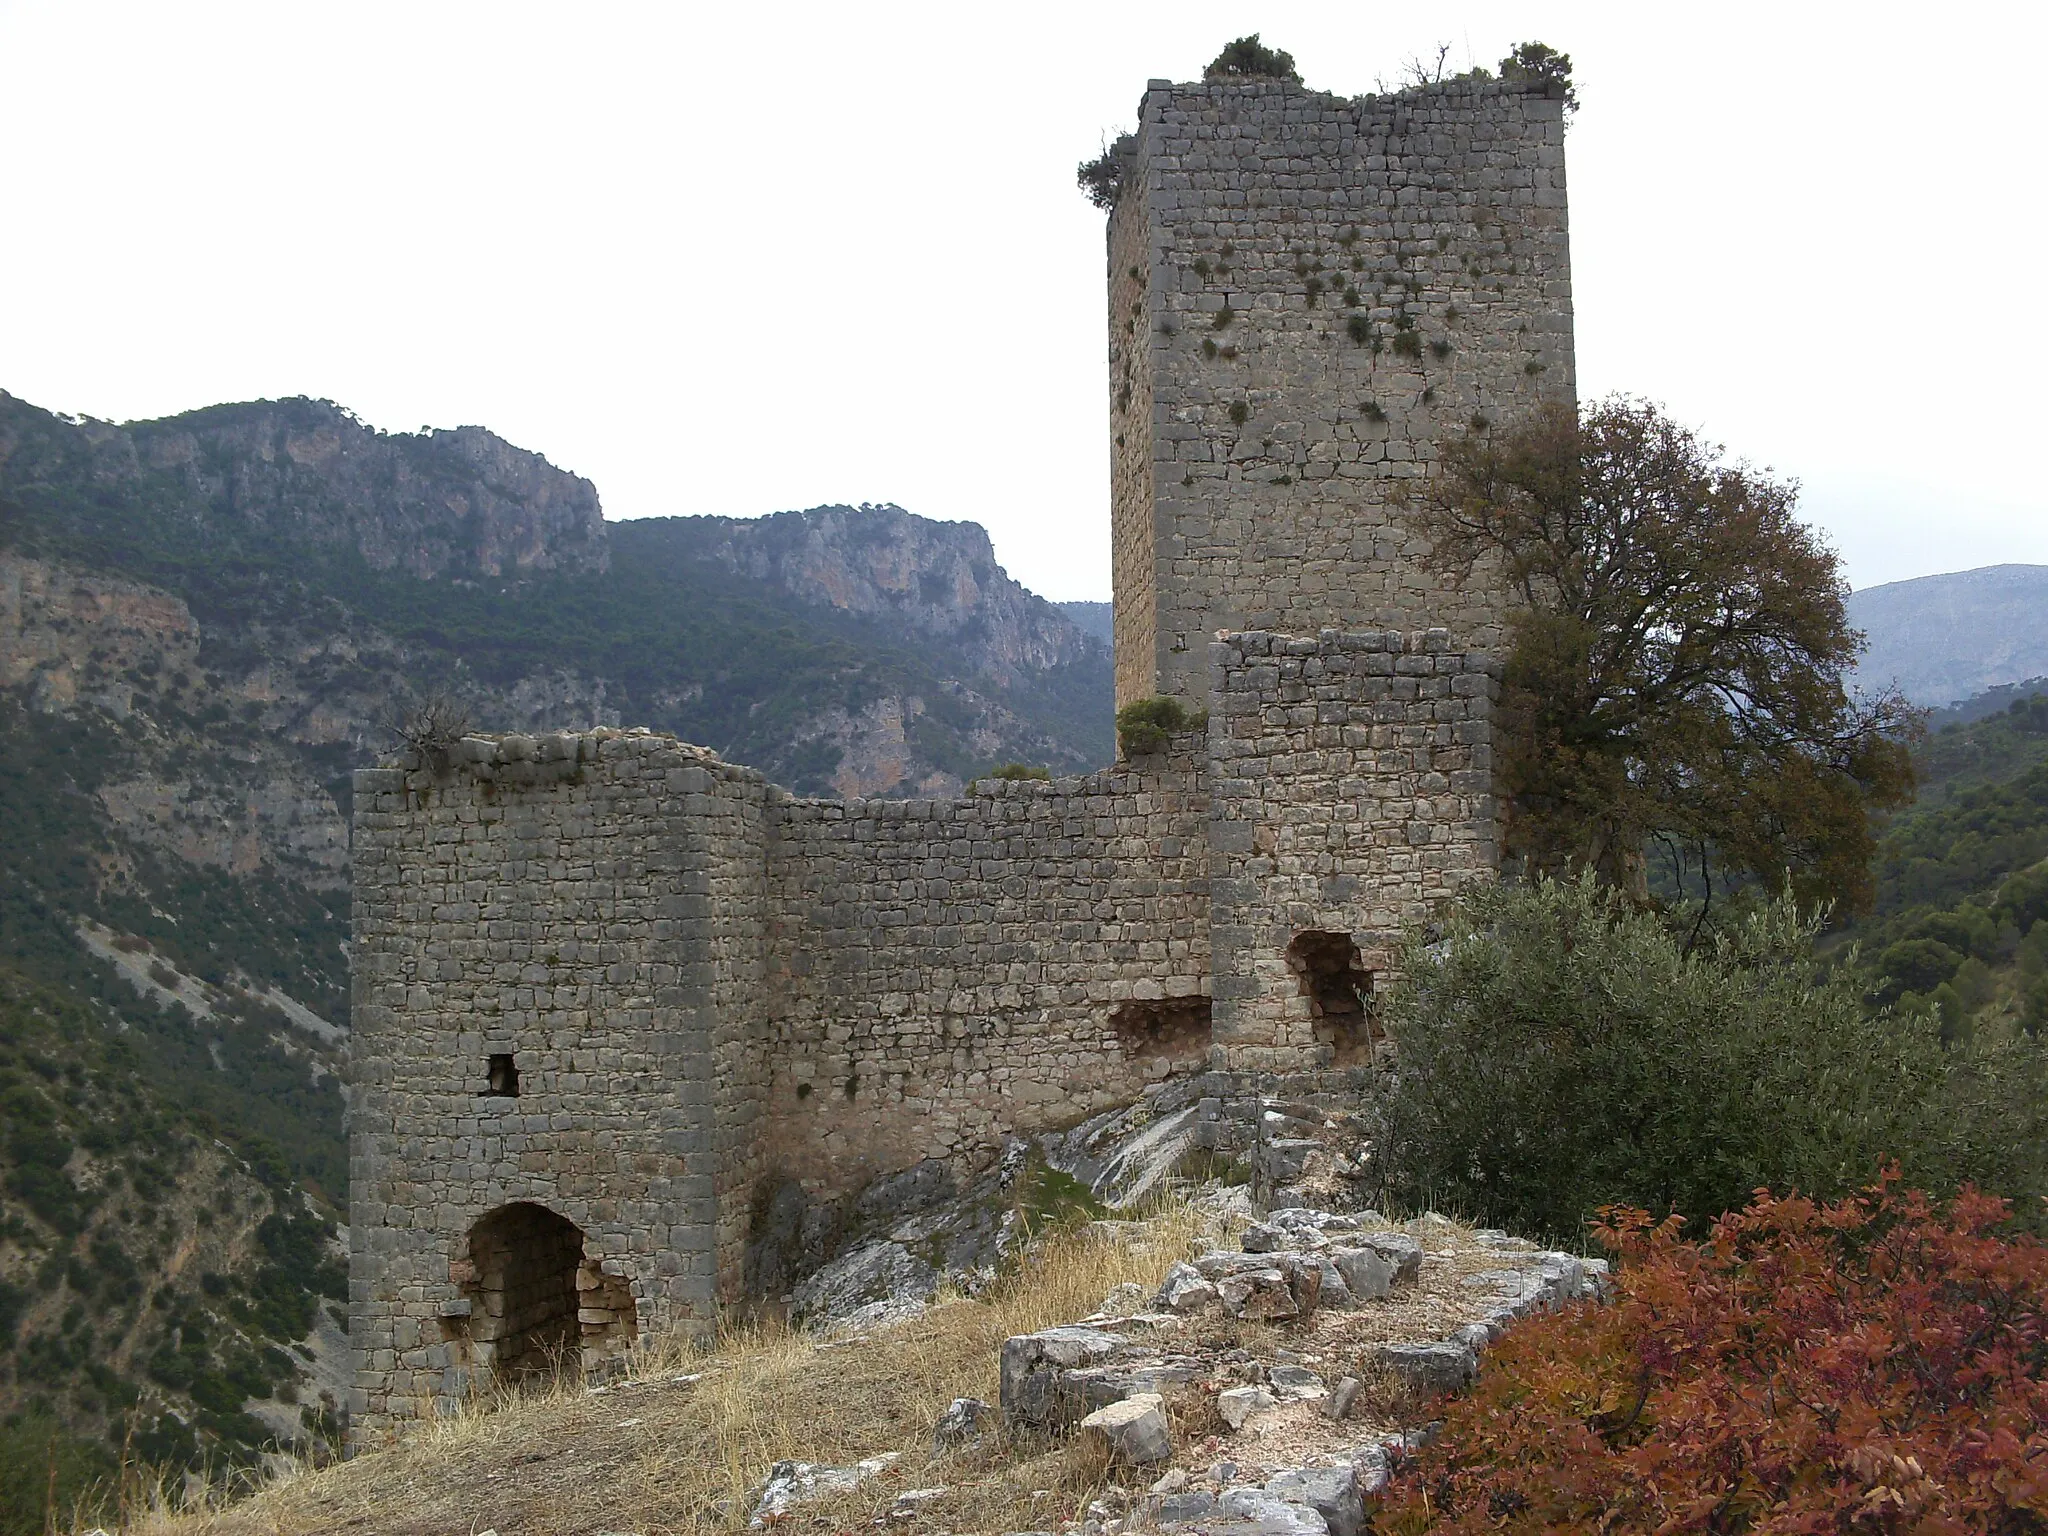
<box><xmin>1320</xmin><ymin>1375</ymin><xmax>1362</xmax><ymax>1422</ymax></box>
<box><xmin>1218</xmin><ymin>1266</ymin><xmax>1300</xmax><ymax>1321</ymax></box>
<box><xmin>1329</xmin><ymin>1246</ymin><xmax>1395</xmax><ymax>1302</ymax></box>
<box><xmin>1154</xmin><ymin>1262</ymin><xmax>1219</xmax><ymax>1313</ymax></box>
<box><xmin>1375</xmin><ymin>1340</ymin><xmax>1477</xmax><ymax>1397</ymax></box>
<box><xmin>933</xmin><ymin>1395</ymin><xmax>992</xmax><ymax>1452</ymax></box>
<box><xmin>1218</xmin><ymin>1384</ymin><xmax>1278</xmax><ymax>1430</ymax></box>
<box><xmin>1266</xmin><ymin>1466</ymin><xmax>1365</xmax><ymax>1536</ymax></box>
<box><xmin>1078</xmin><ymin>1392</ymin><xmax>1172</xmax><ymax>1465</ymax></box>
<box><xmin>749</xmin><ymin>1453</ymin><xmax>901</xmax><ymax>1527</ymax></box>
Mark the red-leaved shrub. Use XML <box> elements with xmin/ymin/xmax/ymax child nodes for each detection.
<box><xmin>1373</xmin><ymin>1174</ymin><xmax>2048</xmax><ymax>1533</ymax></box>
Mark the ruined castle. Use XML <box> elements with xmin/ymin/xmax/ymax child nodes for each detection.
<box><xmin>347</xmin><ymin>66</ymin><xmax>1574</xmax><ymax>1433</ymax></box>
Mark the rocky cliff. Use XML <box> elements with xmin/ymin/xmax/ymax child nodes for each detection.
<box><xmin>1848</xmin><ymin>564</ymin><xmax>2048</xmax><ymax>708</ymax></box>
<box><xmin>0</xmin><ymin>386</ymin><xmax>1113</xmax><ymax>1485</ymax></box>
<box><xmin>667</xmin><ymin>504</ymin><xmax>1096</xmax><ymax>683</ymax></box>
<box><xmin>0</xmin><ymin>393</ymin><xmax>608</xmax><ymax>581</ymax></box>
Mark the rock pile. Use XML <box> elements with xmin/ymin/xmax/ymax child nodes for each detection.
<box><xmin>997</xmin><ymin>1207</ymin><xmax>1606</xmax><ymax>1534</ymax></box>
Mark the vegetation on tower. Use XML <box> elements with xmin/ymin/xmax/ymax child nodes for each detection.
<box><xmin>1203</xmin><ymin>34</ymin><xmax>1301</xmax><ymax>84</ymax></box>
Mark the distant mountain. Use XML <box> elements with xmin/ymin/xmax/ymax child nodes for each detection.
<box><xmin>0</xmin><ymin>387</ymin><xmax>1113</xmax><ymax>1489</ymax></box>
<box><xmin>1057</xmin><ymin>600</ymin><xmax>1113</xmax><ymax>645</ymax></box>
<box><xmin>1847</xmin><ymin>565</ymin><xmax>2048</xmax><ymax>708</ymax></box>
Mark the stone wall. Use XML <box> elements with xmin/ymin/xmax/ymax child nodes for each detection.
<box><xmin>1110</xmin><ymin>73</ymin><xmax>1575</xmax><ymax>705</ymax></box>
<box><xmin>759</xmin><ymin>743</ymin><xmax>1211</xmax><ymax>1191</ymax></box>
<box><xmin>1208</xmin><ymin>629</ymin><xmax>1497</xmax><ymax>1071</ymax></box>
<box><xmin>348</xmin><ymin>732</ymin><xmax>751</xmax><ymax>1429</ymax></box>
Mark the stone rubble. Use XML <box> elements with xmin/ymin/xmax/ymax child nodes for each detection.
<box><xmin>995</xmin><ymin>1204</ymin><xmax>1606</xmax><ymax>1534</ymax></box>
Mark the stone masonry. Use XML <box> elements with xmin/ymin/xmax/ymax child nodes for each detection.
<box><xmin>348</xmin><ymin>63</ymin><xmax>1572</xmax><ymax>1439</ymax></box>
<box><xmin>1109</xmin><ymin>73</ymin><xmax>1574</xmax><ymax>707</ymax></box>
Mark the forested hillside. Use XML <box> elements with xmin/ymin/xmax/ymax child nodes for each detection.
<box><xmin>0</xmin><ymin>387</ymin><xmax>1115</xmax><ymax>1525</ymax></box>
<box><xmin>1840</xmin><ymin>687</ymin><xmax>2048</xmax><ymax>1041</ymax></box>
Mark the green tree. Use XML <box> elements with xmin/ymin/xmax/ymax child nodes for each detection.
<box><xmin>1414</xmin><ymin>398</ymin><xmax>1918</xmax><ymax>913</ymax></box>
<box><xmin>1374</xmin><ymin>876</ymin><xmax>2048</xmax><ymax>1240</ymax></box>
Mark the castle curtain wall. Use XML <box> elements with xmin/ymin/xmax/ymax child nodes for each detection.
<box><xmin>758</xmin><ymin>745</ymin><xmax>1212</xmax><ymax>1192</ymax></box>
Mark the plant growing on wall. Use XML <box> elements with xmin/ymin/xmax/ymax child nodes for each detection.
<box><xmin>1204</xmin><ymin>34</ymin><xmax>1300</xmax><ymax>83</ymax></box>
<box><xmin>1414</xmin><ymin>397</ymin><xmax>1919</xmax><ymax>911</ymax></box>
<box><xmin>1499</xmin><ymin>40</ymin><xmax>1580</xmax><ymax>116</ymax></box>
<box><xmin>1116</xmin><ymin>697</ymin><xmax>1207</xmax><ymax>756</ymax></box>
<box><xmin>1076</xmin><ymin>139</ymin><xmax>1127</xmax><ymax>210</ymax></box>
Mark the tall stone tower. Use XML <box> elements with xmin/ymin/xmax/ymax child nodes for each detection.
<box><xmin>1107</xmin><ymin>71</ymin><xmax>1577</xmax><ymax>707</ymax></box>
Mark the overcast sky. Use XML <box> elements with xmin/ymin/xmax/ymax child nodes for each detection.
<box><xmin>2</xmin><ymin>2</ymin><xmax>2041</xmax><ymax>600</ymax></box>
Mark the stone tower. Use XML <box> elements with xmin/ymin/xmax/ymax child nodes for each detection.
<box><xmin>346</xmin><ymin>63</ymin><xmax>1566</xmax><ymax>1444</ymax></box>
<box><xmin>1107</xmin><ymin>72</ymin><xmax>1576</xmax><ymax>707</ymax></box>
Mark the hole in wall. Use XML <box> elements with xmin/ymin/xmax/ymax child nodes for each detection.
<box><xmin>1111</xmin><ymin>998</ymin><xmax>1212</xmax><ymax>1063</ymax></box>
<box><xmin>451</xmin><ymin>1202</ymin><xmax>636</xmax><ymax>1386</ymax></box>
<box><xmin>1285</xmin><ymin>930</ymin><xmax>1381</xmax><ymax>1065</ymax></box>
<box><xmin>483</xmin><ymin>1053</ymin><xmax>520</xmax><ymax>1098</ymax></box>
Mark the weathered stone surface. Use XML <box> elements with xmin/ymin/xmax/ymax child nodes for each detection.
<box><xmin>1268</xmin><ymin>1364</ymin><xmax>1326</xmax><ymax>1399</ymax></box>
<box><xmin>1320</xmin><ymin>1375</ymin><xmax>1362</xmax><ymax>1421</ymax></box>
<box><xmin>1079</xmin><ymin>1391</ymin><xmax>1172</xmax><ymax>1465</ymax></box>
<box><xmin>1195</xmin><ymin>1249</ymin><xmax>1325</xmax><ymax>1317</ymax></box>
<box><xmin>998</xmin><ymin>1326</ymin><xmax>1127</xmax><ymax>1428</ymax></box>
<box><xmin>749</xmin><ymin>1452</ymin><xmax>901</xmax><ymax>1527</ymax></box>
<box><xmin>1205</xmin><ymin>1487</ymin><xmax>1331</xmax><ymax>1536</ymax></box>
<box><xmin>1218</xmin><ymin>1267</ymin><xmax>1301</xmax><ymax>1321</ymax></box>
<box><xmin>1155</xmin><ymin>1262</ymin><xmax>1219</xmax><ymax>1313</ymax></box>
<box><xmin>1218</xmin><ymin>1384</ymin><xmax>1278</xmax><ymax>1430</ymax></box>
<box><xmin>348</xmin><ymin>55</ymin><xmax>1568</xmax><ymax>1436</ymax></box>
<box><xmin>1375</xmin><ymin>1340</ymin><xmax>1478</xmax><ymax>1397</ymax></box>
<box><xmin>1358</xmin><ymin>1234</ymin><xmax>1424</xmax><ymax>1286</ymax></box>
<box><xmin>1109</xmin><ymin>74</ymin><xmax>1573</xmax><ymax>709</ymax></box>
<box><xmin>1330</xmin><ymin>1246</ymin><xmax>1396</xmax><ymax>1302</ymax></box>
<box><xmin>791</xmin><ymin>1240</ymin><xmax>937</xmax><ymax>1329</ymax></box>
<box><xmin>932</xmin><ymin>1396</ymin><xmax>992</xmax><ymax>1453</ymax></box>
<box><xmin>1266</xmin><ymin>1466</ymin><xmax>1366</xmax><ymax>1536</ymax></box>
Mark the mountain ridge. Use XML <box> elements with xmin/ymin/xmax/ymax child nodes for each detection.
<box><xmin>0</xmin><ymin>385</ymin><xmax>1116</xmax><ymax>1500</ymax></box>
<box><xmin>1848</xmin><ymin>564</ymin><xmax>2048</xmax><ymax>708</ymax></box>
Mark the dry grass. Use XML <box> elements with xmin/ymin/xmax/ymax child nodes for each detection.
<box><xmin>120</xmin><ymin>1202</ymin><xmax>1225</xmax><ymax>1536</ymax></box>
<box><xmin>114</xmin><ymin>1203</ymin><xmax>1536</xmax><ymax>1536</ymax></box>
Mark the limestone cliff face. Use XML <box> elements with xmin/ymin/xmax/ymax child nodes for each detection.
<box><xmin>0</xmin><ymin>392</ymin><xmax>608</xmax><ymax>580</ymax></box>
<box><xmin>672</xmin><ymin>504</ymin><xmax>1102</xmax><ymax>685</ymax></box>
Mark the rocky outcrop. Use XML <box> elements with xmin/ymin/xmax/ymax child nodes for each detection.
<box><xmin>997</xmin><ymin>1205</ymin><xmax>1608</xmax><ymax>1536</ymax></box>
<box><xmin>0</xmin><ymin>391</ymin><xmax>609</xmax><ymax>580</ymax></box>
<box><xmin>648</xmin><ymin>504</ymin><xmax>1104</xmax><ymax>684</ymax></box>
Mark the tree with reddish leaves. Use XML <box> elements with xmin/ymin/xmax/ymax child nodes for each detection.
<box><xmin>1415</xmin><ymin>398</ymin><xmax>1918</xmax><ymax>915</ymax></box>
<box><xmin>1372</xmin><ymin>1175</ymin><xmax>2048</xmax><ymax>1533</ymax></box>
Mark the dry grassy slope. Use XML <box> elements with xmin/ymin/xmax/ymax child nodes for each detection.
<box><xmin>132</xmin><ymin>1202</ymin><xmax>1533</xmax><ymax>1536</ymax></box>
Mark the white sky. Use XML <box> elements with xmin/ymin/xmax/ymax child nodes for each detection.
<box><xmin>1</xmin><ymin>1</ymin><xmax>2041</xmax><ymax>601</ymax></box>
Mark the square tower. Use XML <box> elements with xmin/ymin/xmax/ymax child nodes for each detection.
<box><xmin>1107</xmin><ymin>73</ymin><xmax>1577</xmax><ymax>706</ymax></box>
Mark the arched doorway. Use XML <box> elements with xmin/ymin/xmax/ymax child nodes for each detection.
<box><xmin>451</xmin><ymin>1203</ymin><xmax>637</xmax><ymax>1384</ymax></box>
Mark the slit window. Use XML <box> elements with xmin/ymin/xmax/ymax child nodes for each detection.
<box><xmin>484</xmin><ymin>1053</ymin><xmax>521</xmax><ymax>1098</ymax></box>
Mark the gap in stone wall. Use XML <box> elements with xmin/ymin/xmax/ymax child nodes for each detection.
<box><xmin>1285</xmin><ymin>931</ymin><xmax>1380</xmax><ymax>1066</ymax></box>
<box><xmin>1110</xmin><ymin>997</ymin><xmax>1212</xmax><ymax>1064</ymax></box>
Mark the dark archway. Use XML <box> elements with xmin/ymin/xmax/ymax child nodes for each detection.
<box><xmin>452</xmin><ymin>1203</ymin><xmax>637</xmax><ymax>1384</ymax></box>
<box><xmin>1285</xmin><ymin>930</ymin><xmax>1380</xmax><ymax>1064</ymax></box>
